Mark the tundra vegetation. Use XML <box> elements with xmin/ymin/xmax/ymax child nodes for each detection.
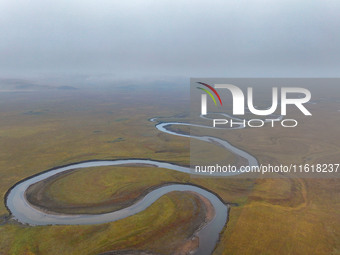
<box><xmin>0</xmin><ymin>84</ymin><xmax>339</xmax><ymax>254</ymax></box>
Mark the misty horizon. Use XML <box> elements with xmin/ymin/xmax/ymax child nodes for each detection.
<box><xmin>1</xmin><ymin>0</ymin><xmax>340</xmax><ymax>80</ymax></box>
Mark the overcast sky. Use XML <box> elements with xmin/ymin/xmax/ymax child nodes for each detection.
<box><xmin>1</xmin><ymin>0</ymin><xmax>339</xmax><ymax>79</ymax></box>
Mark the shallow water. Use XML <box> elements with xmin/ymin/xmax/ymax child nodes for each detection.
<box><xmin>6</xmin><ymin>115</ymin><xmax>259</xmax><ymax>254</ymax></box>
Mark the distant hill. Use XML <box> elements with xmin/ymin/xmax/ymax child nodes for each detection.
<box><xmin>0</xmin><ymin>78</ymin><xmax>78</xmax><ymax>91</ymax></box>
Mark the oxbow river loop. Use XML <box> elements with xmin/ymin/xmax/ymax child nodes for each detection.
<box><xmin>5</xmin><ymin>114</ymin><xmax>263</xmax><ymax>254</ymax></box>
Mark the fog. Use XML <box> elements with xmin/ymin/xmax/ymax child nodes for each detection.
<box><xmin>1</xmin><ymin>0</ymin><xmax>339</xmax><ymax>81</ymax></box>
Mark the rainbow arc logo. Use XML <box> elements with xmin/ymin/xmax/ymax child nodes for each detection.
<box><xmin>196</xmin><ymin>82</ymin><xmax>223</xmax><ymax>106</ymax></box>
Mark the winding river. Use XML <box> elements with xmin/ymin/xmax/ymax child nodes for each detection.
<box><xmin>5</xmin><ymin>114</ymin><xmax>265</xmax><ymax>255</ymax></box>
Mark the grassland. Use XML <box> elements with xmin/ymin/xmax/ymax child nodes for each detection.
<box><xmin>26</xmin><ymin>166</ymin><xmax>192</xmax><ymax>214</ymax></box>
<box><xmin>0</xmin><ymin>84</ymin><xmax>339</xmax><ymax>254</ymax></box>
<box><xmin>1</xmin><ymin>191</ymin><xmax>208</xmax><ymax>255</ymax></box>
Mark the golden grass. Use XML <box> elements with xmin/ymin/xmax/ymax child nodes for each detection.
<box><xmin>215</xmin><ymin>178</ymin><xmax>340</xmax><ymax>255</ymax></box>
<box><xmin>1</xmin><ymin>191</ymin><xmax>206</xmax><ymax>255</ymax></box>
<box><xmin>26</xmin><ymin>166</ymin><xmax>191</xmax><ymax>214</ymax></box>
<box><xmin>0</xmin><ymin>86</ymin><xmax>339</xmax><ymax>254</ymax></box>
